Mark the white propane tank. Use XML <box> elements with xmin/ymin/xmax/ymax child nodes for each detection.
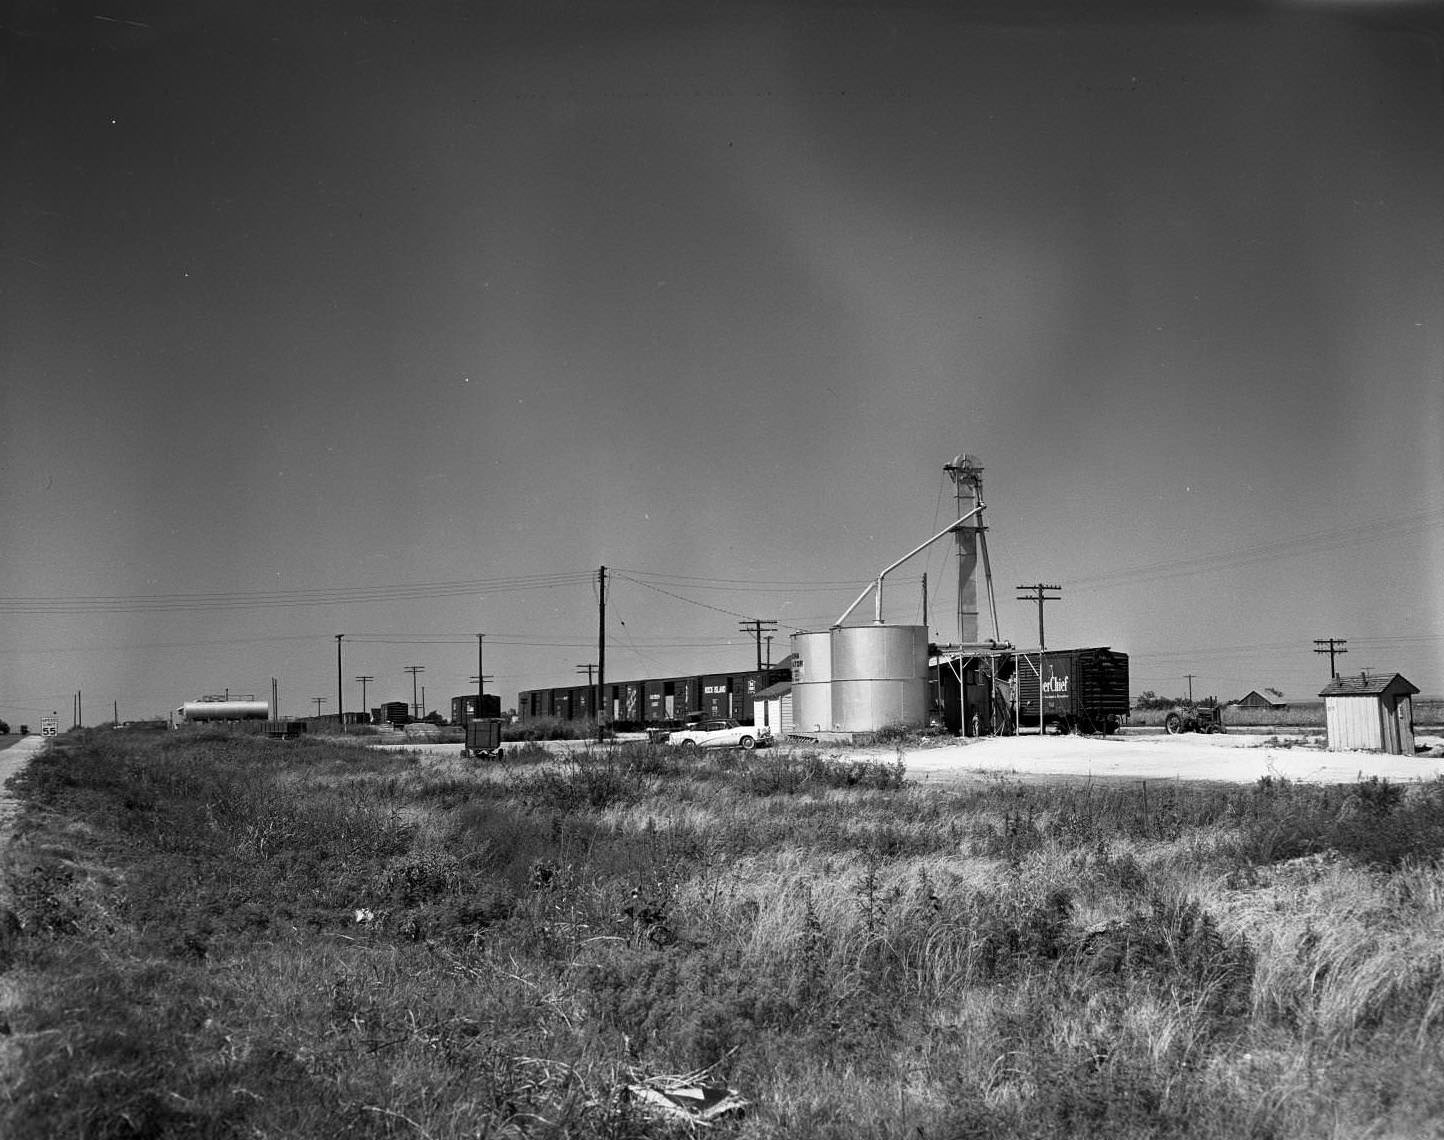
<box><xmin>179</xmin><ymin>700</ymin><xmax>271</xmax><ymax>722</ymax></box>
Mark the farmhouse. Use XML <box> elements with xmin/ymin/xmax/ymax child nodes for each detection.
<box><xmin>1319</xmin><ymin>672</ymin><xmax>1419</xmax><ymax>755</ymax></box>
<box><xmin>1233</xmin><ymin>689</ymin><xmax>1287</xmax><ymax>710</ymax></box>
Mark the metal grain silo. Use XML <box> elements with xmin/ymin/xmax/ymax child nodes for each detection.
<box><xmin>790</xmin><ymin>630</ymin><xmax>834</xmax><ymax>733</ymax></box>
<box><xmin>830</xmin><ymin>624</ymin><xmax>930</xmax><ymax>732</ymax></box>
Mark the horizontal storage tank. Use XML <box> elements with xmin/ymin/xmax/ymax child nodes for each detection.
<box><xmin>179</xmin><ymin>700</ymin><xmax>271</xmax><ymax>722</ymax></box>
<box><xmin>830</xmin><ymin>624</ymin><xmax>930</xmax><ymax>732</ymax></box>
<box><xmin>790</xmin><ymin>630</ymin><xmax>834</xmax><ymax>733</ymax></box>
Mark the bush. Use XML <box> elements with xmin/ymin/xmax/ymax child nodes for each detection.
<box><xmin>1242</xmin><ymin>776</ymin><xmax>1444</xmax><ymax>866</ymax></box>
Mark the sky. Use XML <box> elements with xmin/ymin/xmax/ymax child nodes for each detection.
<box><xmin>3</xmin><ymin>0</ymin><xmax>1443</xmax><ymax>725</ymax></box>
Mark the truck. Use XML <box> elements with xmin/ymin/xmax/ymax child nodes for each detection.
<box><xmin>1011</xmin><ymin>647</ymin><xmax>1130</xmax><ymax>735</ymax></box>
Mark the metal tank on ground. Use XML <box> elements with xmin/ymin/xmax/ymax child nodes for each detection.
<box><xmin>830</xmin><ymin>624</ymin><xmax>930</xmax><ymax>732</ymax></box>
<box><xmin>789</xmin><ymin>630</ymin><xmax>835</xmax><ymax>733</ymax></box>
<box><xmin>178</xmin><ymin>700</ymin><xmax>271</xmax><ymax>722</ymax></box>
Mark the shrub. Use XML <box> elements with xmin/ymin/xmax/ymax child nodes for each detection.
<box><xmin>1242</xmin><ymin>776</ymin><xmax>1444</xmax><ymax>866</ymax></box>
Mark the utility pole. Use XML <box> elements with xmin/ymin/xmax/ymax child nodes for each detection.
<box><xmin>113</xmin><ymin>699</ymin><xmax>119</xmax><ymax>726</ymax></box>
<box><xmin>1314</xmin><ymin>637</ymin><xmax>1348</xmax><ymax>679</ymax></box>
<box><xmin>476</xmin><ymin>634</ymin><xmax>485</xmax><ymax>723</ymax></box>
<box><xmin>597</xmin><ymin>566</ymin><xmax>607</xmax><ymax>739</ymax></box>
<box><xmin>1184</xmin><ymin>673</ymin><xmax>1197</xmax><ymax>703</ymax></box>
<box><xmin>576</xmin><ymin>664</ymin><xmax>596</xmax><ymax>719</ymax></box>
<box><xmin>404</xmin><ymin>665</ymin><xmax>425</xmax><ymax>719</ymax></box>
<box><xmin>468</xmin><ymin>674</ymin><xmax>494</xmax><ymax>719</ymax></box>
<box><xmin>738</xmin><ymin>618</ymin><xmax>779</xmax><ymax>670</ymax></box>
<box><xmin>335</xmin><ymin>634</ymin><xmax>345</xmax><ymax>731</ymax></box>
<box><xmin>1015</xmin><ymin>583</ymin><xmax>1061</xmax><ymax>650</ymax></box>
<box><xmin>311</xmin><ymin>696</ymin><xmax>326</xmax><ymax>716</ymax></box>
<box><xmin>764</xmin><ymin>635</ymin><xmax>774</xmax><ymax>670</ymax></box>
<box><xmin>355</xmin><ymin>675</ymin><xmax>374</xmax><ymax>720</ymax></box>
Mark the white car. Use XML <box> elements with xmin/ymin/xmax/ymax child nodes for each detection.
<box><xmin>668</xmin><ymin>718</ymin><xmax>772</xmax><ymax>751</ymax></box>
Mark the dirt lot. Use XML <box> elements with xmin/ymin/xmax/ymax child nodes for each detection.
<box><xmin>371</xmin><ymin>730</ymin><xmax>1444</xmax><ymax>786</ymax></box>
<box><xmin>861</xmin><ymin>731</ymin><xmax>1444</xmax><ymax>786</ymax></box>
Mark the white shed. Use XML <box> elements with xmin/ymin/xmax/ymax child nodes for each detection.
<box><xmin>1319</xmin><ymin>673</ymin><xmax>1419</xmax><ymax>754</ymax></box>
<box><xmin>754</xmin><ymin>680</ymin><xmax>792</xmax><ymax>739</ymax></box>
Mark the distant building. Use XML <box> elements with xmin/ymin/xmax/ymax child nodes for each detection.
<box><xmin>373</xmin><ymin>701</ymin><xmax>412</xmax><ymax>726</ymax></box>
<box><xmin>1319</xmin><ymin>673</ymin><xmax>1419</xmax><ymax>754</ymax></box>
<box><xmin>1234</xmin><ymin>690</ymin><xmax>1287</xmax><ymax>710</ymax></box>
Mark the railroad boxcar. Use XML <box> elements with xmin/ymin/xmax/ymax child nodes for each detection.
<box><xmin>1012</xmin><ymin>647</ymin><xmax>1129</xmax><ymax>734</ymax></box>
<box><xmin>450</xmin><ymin>693</ymin><xmax>502</xmax><ymax>725</ymax></box>
<box><xmin>518</xmin><ymin>667</ymin><xmax>792</xmax><ymax>730</ymax></box>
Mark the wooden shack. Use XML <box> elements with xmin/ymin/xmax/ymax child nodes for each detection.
<box><xmin>1319</xmin><ymin>673</ymin><xmax>1419</xmax><ymax>754</ymax></box>
<box><xmin>753</xmin><ymin>680</ymin><xmax>792</xmax><ymax>738</ymax></box>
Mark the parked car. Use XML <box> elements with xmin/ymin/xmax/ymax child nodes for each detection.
<box><xmin>668</xmin><ymin>718</ymin><xmax>772</xmax><ymax>751</ymax></box>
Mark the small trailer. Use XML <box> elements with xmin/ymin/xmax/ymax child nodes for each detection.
<box><xmin>462</xmin><ymin>718</ymin><xmax>506</xmax><ymax>759</ymax></box>
<box><xmin>1012</xmin><ymin>647</ymin><xmax>1130</xmax><ymax>735</ymax></box>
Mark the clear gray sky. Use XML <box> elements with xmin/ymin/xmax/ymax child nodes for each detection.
<box><xmin>3</xmin><ymin>0</ymin><xmax>1442</xmax><ymax>723</ymax></box>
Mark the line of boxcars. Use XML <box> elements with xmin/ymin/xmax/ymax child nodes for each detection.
<box><xmin>519</xmin><ymin>667</ymin><xmax>793</xmax><ymax>730</ymax></box>
<box><xmin>519</xmin><ymin>646</ymin><xmax>1129</xmax><ymax>737</ymax></box>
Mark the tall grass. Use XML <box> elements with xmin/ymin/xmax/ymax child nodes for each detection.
<box><xmin>5</xmin><ymin>730</ymin><xmax>1444</xmax><ymax>1136</ymax></box>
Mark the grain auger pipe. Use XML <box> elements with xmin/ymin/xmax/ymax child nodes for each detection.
<box><xmin>833</xmin><ymin>503</ymin><xmax>987</xmax><ymax>628</ymax></box>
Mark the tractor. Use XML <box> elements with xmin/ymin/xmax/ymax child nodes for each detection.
<box><xmin>1163</xmin><ymin>700</ymin><xmax>1225</xmax><ymax>735</ymax></box>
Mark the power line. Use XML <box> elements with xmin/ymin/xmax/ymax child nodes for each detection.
<box><xmin>0</xmin><ymin>570</ymin><xmax>596</xmax><ymax>615</ymax></box>
<box><xmin>612</xmin><ymin>567</ymin><xmax>898</xmax><ymax>591</ymax></box>
<box><xmin>1067</xmin><ymin>503</ymin><xmax>1444</xmax><ymax>592</ymax></box>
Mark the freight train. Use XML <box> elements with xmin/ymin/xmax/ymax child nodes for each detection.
<box><xmin>521</xmin><ymin>647</ymin><xmax>1128</xmax><ymax>737</ymax></box>
<box><xmin>518</xmin><ymin>666</ymin><xmax>793</xmax><ymax>730</ymax></box>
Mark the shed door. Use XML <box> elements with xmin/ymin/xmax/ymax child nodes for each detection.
<box><xmin>1397</xmin><ymin>696</ymin><xmax>1415</xmax><ymax>756</ymax></box>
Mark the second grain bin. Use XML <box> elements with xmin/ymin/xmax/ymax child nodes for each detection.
<box><xmin>789</xmin><ymin>629</ymin><xmax>834</xmax><ymax>733</ymax></box>
<box><xmin>830</xmin><ymin>624</ymin><xmax>930</xmax><ymax>732</ymax></box>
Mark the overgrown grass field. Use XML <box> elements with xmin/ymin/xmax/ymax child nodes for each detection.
<box><xmin>5</xmin><ymin>729</ymin><xmax>1444</xmax><ymax>1137</ymax></box>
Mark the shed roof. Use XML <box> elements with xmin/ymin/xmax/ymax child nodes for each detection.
<box><xmin>1318</xmin><ymin>673</ymin><xmax>1419</xmax><ymax>699</ymax></box>
<box><xmin>755</xmin><ymin>681</ymin><xmax>792</xmax><ymax>700</ymax></box>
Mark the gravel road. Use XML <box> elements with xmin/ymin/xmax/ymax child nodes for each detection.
<box><xmin>0</xmin><ymin>735</ymin><xmax>46</xmax><ymax>846</ymax></box>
